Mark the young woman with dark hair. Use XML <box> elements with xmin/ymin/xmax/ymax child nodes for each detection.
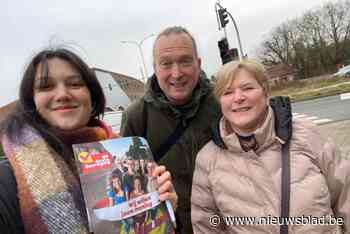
<box><xmin>0</xmin><ymin>48</ymin><xmax>177</xmax><ymax>234</ymax></box>
<box><xmin>107</xmin><ymin>170</ymin><xmax>126</xmax><ymax>206</ymax></box>
<box><xmin>3</xmin><ymin>48</ymin><xmax>106</xmax><ymax>162</ymax></box>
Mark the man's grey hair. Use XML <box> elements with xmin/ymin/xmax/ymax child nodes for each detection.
<box><xmin>152</xmin><ymin>26</ymin><xmax>199</xmax><ymax>63</ymax></box>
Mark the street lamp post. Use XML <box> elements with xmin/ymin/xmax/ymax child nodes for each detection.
<box><xmin>121</xmin><ymin>33</ymin><xmax>155</xmax><ymax>82</ymax></box>
<box><xmin>227</xmin><ymin>11</ymin><xmax>245</xmax><ymax>60</ymax></box>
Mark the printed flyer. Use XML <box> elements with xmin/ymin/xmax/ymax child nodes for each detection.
<box><xmin>73</xmin><ymin>136</ymin><xmax>176</xmax><ymax>234</ymax></box>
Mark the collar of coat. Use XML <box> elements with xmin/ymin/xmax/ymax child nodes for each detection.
<box><xmin>213</xmin><ymin>106</ymin><xmax>278</xmax><ymax>153</ymax></box>
<box><xmin>143</xmin><ymin>72</ymin><xmax>213</xmax><ymax>122</ymax></box>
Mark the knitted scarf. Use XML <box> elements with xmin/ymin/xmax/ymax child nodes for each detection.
<box><xmin>1</xmin><ymin>119</ymin><xmax>115</xmax><ymax>234</ymax></box>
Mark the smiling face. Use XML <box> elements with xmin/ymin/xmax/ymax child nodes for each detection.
<box><xmin>154</xmin><ymin>32</ymin><xmax>201</xmax><ymax>105</ymax></box>
<box><xmin>134</xmin><ymin>178</ymin><xmax>142</xmax><ymax>192</ymax></box>
<box><xmin>140</xmin><ymin>159</ymin><xmax>145</xmax><ymax>168</ymax></box>
<box><xmin>33</xmin><ymin>57</ymin><xmax>92</xmax><ymax>131</ymax></box>
<box><xmin>220</xmin><ymin>68</ymin><xmax>268</xmax><ymax>134</ymax></box>
<box><xmin>112</xmin><ymin>177</ymin><xmax>122</xmax><ymax>191</ymax></box>
<box><xmin>146</xmin><ymin>162</ymin><xmax>155</xmax><ymax>176</ymax></box>
<box><xmin>134</xmin><ymin>160</ymin><xmax>140</xmax><ymax>170</ymax></box>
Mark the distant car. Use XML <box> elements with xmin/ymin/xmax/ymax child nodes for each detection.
<box><xmin>333</xmin><ymin>65</ymin><xmax>350</xmax><ymax>77</ymax></box>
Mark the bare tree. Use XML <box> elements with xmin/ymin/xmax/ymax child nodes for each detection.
<box><xmin>256</xmin><ymin>0</ymin><xmax>350</xmax><ymax>78</ymax></box>
<box><xmin>259</xmin><ymin>22</ymin><xmax>294</xmax><ymax>65</ymax></box>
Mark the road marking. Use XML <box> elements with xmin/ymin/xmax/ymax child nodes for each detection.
<box><xmin>305</xmin><ymin>116</ymin><xmax>317</xmax><ymax>120</ymax></box>
<box><xmin>292</xmin><ymin>113</ymin><xmax>332</xmax><ymax>125</ymax></box>
<box><xmin>313</xmin><ymin>118</ymin><xmax>332</xmax><ymax>124</ymax></box>
<box><xmin>340</xmin><ymin>92</ymin><xmax>350</xmax><ymax>100</ymax></box>
<box><xmin>293</xmin><ymin>113</ymin><xmax>307</xmax><ymax>118</ymax></box>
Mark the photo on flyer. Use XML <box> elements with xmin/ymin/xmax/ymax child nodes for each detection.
<box><xmin>73</xmin><ymin>136</ymin><xmax>175</xmax><ymax>234</ymax></box>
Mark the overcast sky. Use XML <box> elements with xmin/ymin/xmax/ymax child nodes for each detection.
<box><xmin>1</xmin><ymin>0</ymin><xmax>336</xmax><ymax>106</ymax></box>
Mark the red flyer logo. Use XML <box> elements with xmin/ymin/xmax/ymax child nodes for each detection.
<box><xmin>80</xmin><ymin>152</ymin><xmax>113</xmax><ymax>174</ymax></box>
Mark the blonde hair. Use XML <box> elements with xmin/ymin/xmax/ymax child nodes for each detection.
<box><xmin>214</xmin><ymin>59</ymin><xmax>270</xmax><ymax>100</ymax></box>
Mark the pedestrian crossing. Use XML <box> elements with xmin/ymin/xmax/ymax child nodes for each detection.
<box><xmin>293</xmin><ymin>113</ymin><xmax>332</xmax><ymax>125</ymax></box>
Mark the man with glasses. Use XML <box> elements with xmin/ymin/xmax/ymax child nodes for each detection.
<box><xmin>120</xmin><ymin>26</ymin><xmax>220</xmax><ymax>233</ymax></box>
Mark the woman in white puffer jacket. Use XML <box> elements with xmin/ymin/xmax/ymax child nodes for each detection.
<box><xmin>191</xmin><ymin>59</ymin><xmax>349</xmax><ymax>234</ymax></box>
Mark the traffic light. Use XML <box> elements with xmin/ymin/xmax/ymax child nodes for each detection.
<box><xmin>228</xmin><ymin>48</ymin><xmax>239</xmax><ymax>61</ymax></box>
<box><xmin>218</xmin><ymin>8</ymin><xmax>229</xmax><ymax>28</ymax></box>
<box><xmin>218</xmin><ymin>38</ymin><xmax>229</xmax><ymax>64</ymax></box>
<box><xmin>218</xmin><ymin>38</ymin><xmax>239</xmax><ymax>64</ymax></box>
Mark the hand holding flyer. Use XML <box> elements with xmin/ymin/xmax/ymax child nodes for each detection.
<box><xmin>73</xmin><ymin>136</ymin><xmax>176</xmax><ymax>234</ymax></box>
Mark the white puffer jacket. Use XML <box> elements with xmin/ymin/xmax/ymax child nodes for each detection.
<box><xmin>191</xmin><ymin>106</ymin><xmax>349</xmax><ymax>234</ymax></box>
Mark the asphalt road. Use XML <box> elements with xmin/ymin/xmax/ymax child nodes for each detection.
<box><xmin>292</xmin><ymin>93</ymin><xmax>350</xmax><ymax>123</ymax></box>
<box><xmin>102</xmin><ymin>93</ymin><xmax>350</xmax><ymax>132</ymax></box>
<box><xmin>103</xmin><ymin>111</ymin><xmax>123</xmax><ymax>132</ymax></box>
